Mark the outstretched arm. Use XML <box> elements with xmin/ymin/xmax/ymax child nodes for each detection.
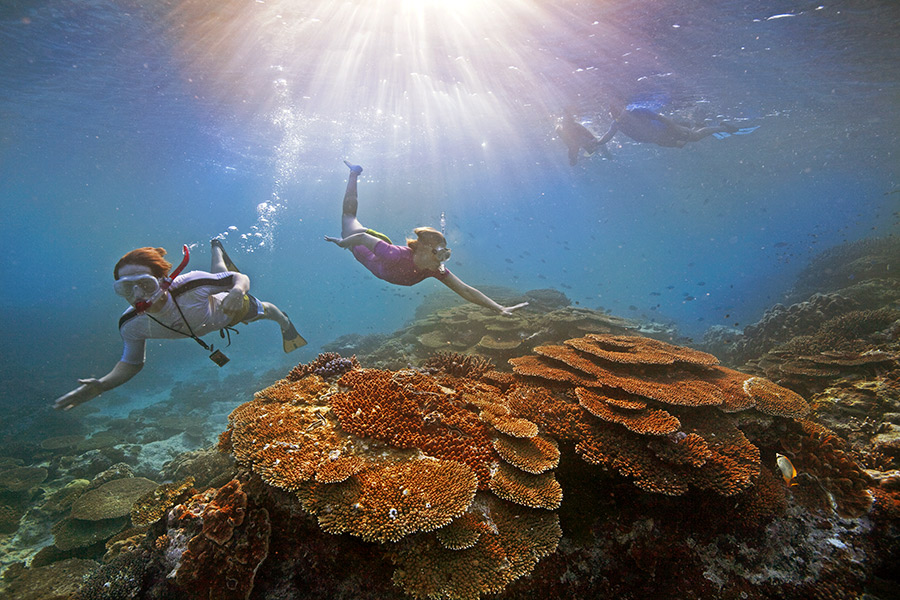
<box><xmin>440</xmin><ymin>272</ymin><xmax>529</xmax><ymax>315</ymax></box>
<box><xmin>53</xmin><ymin>360</ymin><xmax>143</xmax><ymax>411</ymax></box>
<box><xmin>324</xmin><ymin>231</ymin><xmax>382</xmax><ymax>251</ymax></box>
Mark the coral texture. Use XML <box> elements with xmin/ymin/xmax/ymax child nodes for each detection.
<box><xmin>220</xmin><ymin>357</ymin><xmax>564</xmax><ymax>599</ymax></box>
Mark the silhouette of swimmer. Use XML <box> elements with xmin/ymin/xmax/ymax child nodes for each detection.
<box><xmin>556</xmin><ymin>113</ymin><xmax>602</xmax><ymax>166</ymax></box>
<box><xmin>598</xmin><ymin>104</ymin><xmax>739</xmax><ymax>149</ymax></box>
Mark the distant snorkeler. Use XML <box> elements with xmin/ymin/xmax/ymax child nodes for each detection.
<box><xmin>598</xmin><ymin>102</ymin><xmax>743</xmax><ymax>149</ymax></box>
<box><xmin>54</xmin><ymin>240</ymin><xmax>306</xmax><ymax>411</ymax></box>
<box><xmin>324</xmin><ymin>161</ymin><xmax>529</xmax><ymax>315</ymax></box>
<box><xmin>555</xmin><ymin>111</ymin><xmax>603</xmax><ymax>166</ymax></box>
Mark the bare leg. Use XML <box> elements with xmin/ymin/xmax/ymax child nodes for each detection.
<box><xmin>210</xmin><ymin>240</ymin><xmax>227</xmax><ymax>273</ymax></box>
<box><xmin>342</xmin><ymin>161</ymin><xmax>367</xmax><ymax>238</ymax></box>
<box><xmin>260</xmin><ymin>301</ymin><xmax>290</xmax><ymax>330</ymax></box>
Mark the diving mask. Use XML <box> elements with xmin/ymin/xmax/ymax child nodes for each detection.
<box><xmin>114</xmin><ymin>274</ymin><xmax>161</xmax><ymax>302</ymax></box>
<box><xmin>432</xmin><ymin>246</ymin><xmax>451</xmax><ymax>262</ymax></box>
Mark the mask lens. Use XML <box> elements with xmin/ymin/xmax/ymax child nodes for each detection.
<box><xmin>432</xmin><ymin>247</ymin><xmax>451</xmax><ymax>262</ymax></box>
<box><xmin>114</xmin><ymin>275</ymin><xmax>160</xmax><ymax>299</ymax></box>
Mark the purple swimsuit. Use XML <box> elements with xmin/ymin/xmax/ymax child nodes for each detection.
<box><xmin>352</xmin><ymin>241</ymin><xmax>450</xmax><ymax>286</ymax></box>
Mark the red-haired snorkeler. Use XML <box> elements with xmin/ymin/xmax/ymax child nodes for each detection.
<box><xmin>53</xmin><ymin>240</ymin><xmax>306</xmax><ymax>410</ymax></box>
<box><xmin>325</xmin><ymin>161</ymin><xmax>528</xmax><ymax>315</ymax></box>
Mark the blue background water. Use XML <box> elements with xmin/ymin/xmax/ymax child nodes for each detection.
<box><xmin>1</xmin><ymin>0</ymin><xmax>897</xmax><ymax>417</ymax></box>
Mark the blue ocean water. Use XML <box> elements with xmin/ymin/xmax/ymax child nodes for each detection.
<box><xmin>0</xmin><ymin>0</ymin><xmax>897</xmax><ymax>419</ymax></box>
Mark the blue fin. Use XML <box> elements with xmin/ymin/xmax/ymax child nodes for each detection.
<box><xmin>733</xmin><ymin>126</ymin><xmax>760</xmax><ymax>135</ymax></box>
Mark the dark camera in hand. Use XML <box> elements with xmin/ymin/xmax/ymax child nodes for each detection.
<box><xmin>209</xmin><ymin>349</ymin><xmax>230</xmax><ymax>367</ymax></box>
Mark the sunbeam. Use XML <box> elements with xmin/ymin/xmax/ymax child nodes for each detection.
<box><xmin>168</xmin><ymin>0</ymin><xmax>629</xmax><ymax>165</ymax></box>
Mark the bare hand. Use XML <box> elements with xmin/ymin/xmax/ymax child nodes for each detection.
<box><xmin>54</xmin><ymin>379</ymin><xmax>104</xmax><ymax>411</ymax></box>
<box><xmin>500</xmin><ymin>302</ymin><xmax>529</xmax><ymax>316</ymax></box>
<box><xmin>222</xmin><ymin>288</ymin><xmax>245</xmax><ymax>316</ymax></box>
<box><xmin>324</xmin><ymin>235</ymin><xmax>345</xmax><ymax>247</ymax></box>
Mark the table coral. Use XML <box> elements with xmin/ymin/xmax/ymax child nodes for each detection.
<box><xmin>390</xmin><ymin>494</ymin><xmax>561</xmax><ymax>600</ymax></box>
<box><xmin>219</xmin><ymin>355</ymin><xmax>569</xmax><ymax>599</ymax></box>
<box><xmin>567</xmin><ymin>333</ymin><xmax>720</xmax><ymax>366</ymax></box>
<box><xmin>71</xmin><ymin>477</ymin><xmax>159</xmax><ymax>521</ymax></box>
<box><xmin>488</xmin><ymin>462</ymin><xmax>562</xmax><ymax>509</ymax></box>
<box><xmin>297</xmin><ymin>458</ymin><xmax>478</xmax><ymax>543</ymax></box>
<box><xmin>506</xmin><ymin>335</ymin><xmax>806</xmax><ymax>497</ymax></box>
<box><xmin>0</xmin><ymin>466</ymin><xmax>48</xmax><ymax>493</ymax></box>
<box><xmin>493</xmin><ymin>434</ymin><xmax>559</xmax><ymax>474</ymax></box>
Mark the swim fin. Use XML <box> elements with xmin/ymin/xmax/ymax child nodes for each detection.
<box><xmin>282</xmin><ymin>318</ymin><xmax>307</xmax><ymax>353</ymax></box>
<box><xmin>211</xmin><ymin>238</ymin><xmax>240</xmax><ymax>273</ymax></box>
<box><xmin>714</xmin><ymin>125</ymin><xmax>759</xmax><ymax>140</ymax></box>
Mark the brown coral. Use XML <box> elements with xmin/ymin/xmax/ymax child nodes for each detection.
<box><xmin>201</xmin><ymin>479</ymin><xmax>247</xmax><ymax>545</ymax></box>
<box><xmin>504</xmin><ymin>336</ymin><xmax>789</xmax><ymax>497</ymax></box>
<box><xmin>297</xmin><ymin>458</ymin><xmax>478</xmax><ymax>543</ymax></box>
<box><xmin>568</xmin><ymin>333</ymin><xmax>720</xmax><ymax>366</ymax></box>
<box><xmin>424</xmin><ymin>351</ymin><xmax>496</xmax><ymax>379</ymax></box>
<box><xmin>172</xmin><ymin>481</ymin><xmax>270</xmax><ymax>600</ymax></box>
<box><xmin>71</xmin><ymin>478</ymin><xmax>158</xmax><ymax>521</ymax></box>
<box><xmin>331</xmin><ymin>369</ymin><xmax>498</xmax><ymax>487</ymax></box>
<box><xmin>575</xmin><ymin>387</ymin><xmax>681</xmax><ymax>436</ymax></box>
<box><xmin>390</xmin><ymin>494</ymin><xmax>561</xmax><ymax>600</ymax></box>
<box><xmin>493</xmin><ymin>434</ymin><xmax>560</xmax><ymax>474</ymax></box>
<box><xmin>781</xmin><ymin>419</ymin><xmax>874</xmax><ymax>518</ymax></box>
<box><xmin>0</xmin><ymin>466</ymin><xmax>48</xmax><ymax>492</ymax></box>
<box><xmin>488</xmin><ymin>462</ymin><xmax>562</xmax><ymax>509</ymax></box>
<box><xmin>435</xmin><ymin>511</ymin><xmax>487</xmax><ymax>551</ymax></box>
<box><xmin>131</xmin><ymin>477</ymin><xmax>195</xmax><ymax>527</ymax></box>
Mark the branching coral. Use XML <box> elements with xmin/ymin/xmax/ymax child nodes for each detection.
<box><xmin>423</xmin><ymin>351</ymin><xmax>496</xmax><ymax>379</ymax></box>
<box><xmin>780</xmin><ymin>419</ymin><xmax>874</xmax><ymax>518</ymax></box>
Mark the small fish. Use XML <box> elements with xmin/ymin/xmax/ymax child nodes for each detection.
<box><xmin>775</xmin><ymin>453</ymin><xmax>797</xmax><ymax>486</ymax></box>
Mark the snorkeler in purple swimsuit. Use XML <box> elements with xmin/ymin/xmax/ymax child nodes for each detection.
<box><xmin>325</xmin><ymin>161</ymin><xmax>528</xmax><ymax>315</ymax></box>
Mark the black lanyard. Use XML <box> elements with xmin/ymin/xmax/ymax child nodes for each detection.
<box><xmin>146</xmin><ymin>295</ymin><xmax>215</xmax><ymax>352</ymax></box>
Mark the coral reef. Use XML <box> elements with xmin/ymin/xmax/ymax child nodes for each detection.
<box><xmin>322</xmin><ymin>289</ymin><xmax>646</xmax><ymax>371</ymax></box>
<box><xmin>786</xmin><ymin>236</ymin><xmax>900</xmax><ymax>303</ymax></box>
<box><xmin>5</xmin><ymin>333</ymin><xmax>897</xmax><ymax>600</ymax></box>
<box><xmin>70</xmin><ymin>477</ymin><xmax>158</xmax><ymax>521</ymax></box>
<box><xmin>217</xmin><ymin>360</ymin><xmax>564</xmax><ymax>599</ymax></box>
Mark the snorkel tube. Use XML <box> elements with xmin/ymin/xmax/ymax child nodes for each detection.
<box><xmin>133</xmin><ymin>244</ymin><xmax>190</xmax><ymax>313</ymax></box>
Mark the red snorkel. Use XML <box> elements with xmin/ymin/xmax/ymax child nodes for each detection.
<box><xmin>134</xmin><ymin>244</ymin><xmax>190</xmax><ymax>313</ymax></box>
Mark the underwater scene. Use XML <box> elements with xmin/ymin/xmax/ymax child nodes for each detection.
<box><xmin>1</xmin><ymin>0</ymin><xmax>899</xmax><ymax>598</ymax></box>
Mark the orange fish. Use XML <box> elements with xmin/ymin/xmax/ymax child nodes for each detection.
<box><xmin>775</xmin><ymin>453</ymin><xmax>797</xmax><ymax>486</ymax></box>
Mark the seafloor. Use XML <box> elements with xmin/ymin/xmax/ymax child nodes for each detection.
<box><xmin>1</xmin><ymin>237</ymin><xmax>898</xmax><ymax>600</ymax></box>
